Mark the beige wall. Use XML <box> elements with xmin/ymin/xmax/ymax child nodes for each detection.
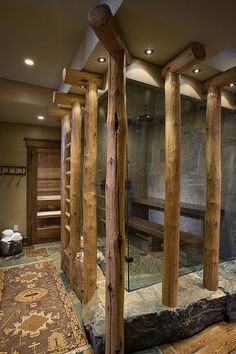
<box><xmin>0</xmin><ymin>122</ymin><xmax>60</xmax><ymax>236</ymax></box>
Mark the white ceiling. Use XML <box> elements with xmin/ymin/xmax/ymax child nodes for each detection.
<box><xmin>0</xmin><ymin>0</ymin><xmax>236</xmax><ymax>127</ymax></box>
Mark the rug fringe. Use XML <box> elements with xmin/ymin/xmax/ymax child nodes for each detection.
<box><xmin>65</xmin><ymin>344</ymin><xmax>92</xmax><ymax>353</ymax></box>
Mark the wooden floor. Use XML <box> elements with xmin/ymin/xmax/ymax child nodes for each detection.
<box><xmin>160</xmin><ymin>322</ymin><xmax>236</xmax><ymax>354</ymax></box>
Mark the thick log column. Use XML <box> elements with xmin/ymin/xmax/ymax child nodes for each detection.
<box><xmin>162</xmin><ymin>72</ymin><xmax>181</xmax><ymax>307</ymax></box>
<box><xmin>204</xmin><ymin>86</ymin><xmax>221</xmax><ymax>290</ymax></box>
<box><xmin>105</xmin><ymin>49</ymin><xmax>127</xmax><ymax>354</ymax></box>
<box><xmin>61</xmin><ymin>114</ymin><xmax>71</xmax><ymax>271</ymax></box>
<box><xmin>89</xmin><ymin>4</ymin><xmax>129</xmax><ymax>352</ymax></box>
<box><xmin>161</xmin><ymin>43</ymin><xmax>205</xmax><ymax>307</ymax></box>
<box><xmin>70</xmin><ymin>102</ymin><xmax>82</xmax><ymax>287</ymax></box>
<box><xmin>203</xmin><ymin>66</ymin><xmax>236</xmax><ymax>290</ymax></box>
<box><xmin>83</xmin><ymin>82</ymin><xmax>98</xmax><ymax>303</ymax></box>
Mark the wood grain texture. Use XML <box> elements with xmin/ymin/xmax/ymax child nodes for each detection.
<box><xmin>88</xmin><ymin>4</ymin><xmax>132</xmax><ymax>65</ymax></box>
<box><xmin>83</xmin><ymin>82</ymin><xmax>98</xmax><ymax>304</ymax></box>
<box><xmin>53</xmin><ymin>91</ymin><xmax>85</xmax><ymax>106</ymax></box>
<box><xmin>203</xmin><ymin>66</ymin><xmax>236</xmax><ymax>92</ymax></box>
<box><xmin>47</xmin><ymin>107</ymin><xmax>71</xmax><ymax>118</ymax></box>
<box><xmin>63</xmin><ymin>68</ymin><xmax>103</xmax><ymax>89</ymax></box>
<box><xmin>70</xmin><ymin>102</ymin><xmax>82</xmax><ymax>288</ymax></box>
<box><xmin>161</xmin><ymin>42</ymin><xmax>206</xmax><ymax>77</ymax></box>
<box><xmin>162</xmin><ymin>71</ymin><xmax>181</xmax><ymax>308</ymax></box>
<box><xmin>204</xmin><ymin>86</ymin><xmax>221</xmax><ymax>291</ymax></box>
<box><xmin>105</xmin><ymin>50</ymin><xmax>127</xmax><ymax>354</ymax></box>
<box><xmin>61</xmin><ymin>115</ymin><xmax>71</xmax><ymax>271</ymax></box>
<box><xmin>160</xmin><ymin>322</ymin><xmax>236</xmax><ymax>354</ymax></box>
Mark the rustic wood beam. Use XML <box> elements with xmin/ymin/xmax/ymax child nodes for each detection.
<box><xmin>203</xmin><ymin>66</ymin><xmax>236</xmax><ymax>92</ymax></box>
<box><xmin>61</xmin><ymin>115</ymin><xmax>71</xmax><ymax>272</ymax></box>
<box><xmin>161</xmin><ymin>43</ymin><xmax>206</xmax><ymax>77</ymax></box>
<box><xmin>204</xmin><ymin>86</ymin><xmax>221</xmax><ymax>290</ymax></box>
<box><xmin>53</xmin><ymin>91</ymin><xmax>85</xmax><ymax>106</ymax></box>
<box><xmin>63</xmin><ymin>68</ymin><xmax>103</xmax><ymax>89</ymax></box>
<box><xmin>105</xmin><ymin>50</ymin><xmax>127</xmax><ymax>353</ymax></box>
<box><xmin>88</xmin><ymin>4</ymin><xmax>132</xmax><ymax>65</ymax></box>
<box><xmin>83</xmin><ymin>82</ymin><xmax>98</xmax><ymax>304</ymax></box>
<box><xmin>70</xmin><ymin>101</ymin><xmax>82</xmax><ymax>288</ymax></box>
<box><xmin>162</xmin><ymin>71</ymin><xmax>181</xmax><ymax>308</ymax></box>
<box><xmin>47</xmin><ymin>107</ymin><xmax>71</xmax><ymax>118</ymax></box>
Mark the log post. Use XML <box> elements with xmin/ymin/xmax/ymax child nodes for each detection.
<box><xmin>204</xmin><ymin>87</ymin><xmax>221</xmax><ymax>290</ymax></box>
<box><xmin>61</xmin><ymin>114</ymin><xmax>71</xmax><ymax>271</ymax></box>
<box><xmin>202</xmin><ymin>67</ymin><xmax>236</xmax><ymax>290</ymax></box>
<box><xmin>161</xmin><ymin>43</ymin><xmax>205</xmax><ymax>307</ymax></box>
<box><xmin>83</xmin><ymin>82</ymin><xmax>98</xmax><ymax>303</ymax></box>
<box><xmin>70</xmin><ymin>101</ymin><xmax>82</xmax><ymax>287</ymax></box>
<box><xmin>89</xmin><ymin>4</ymin><xmax>129</xmax><ymax>353</ymax></box>
<box><xmin>105</xmin><ymin>49</ymin><xmax>127</xmax><ymax>354</ymax></box>
<box><xmin>162</xmin><ymin>71</ymin><xmax>181</xmax><ymax>307</ymax></box>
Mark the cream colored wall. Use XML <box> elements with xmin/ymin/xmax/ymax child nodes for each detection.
<box><xmin>0</xmin><ymin>122</ymin><xmax>61</xmax><ymax>236</ymax></box>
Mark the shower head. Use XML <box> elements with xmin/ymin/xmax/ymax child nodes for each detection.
<box><xmin>137</xmin><ymin>105</ymin><xmax>154</xmax><ymax>123</ymax></box>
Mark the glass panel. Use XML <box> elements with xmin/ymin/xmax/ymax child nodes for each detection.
<box><xmin>179</xmin><ymin>98</ymin><xmax>205</xmax><ymax>275</ymax></box>
<box><xmin>126</xmin><ymin>81</ymin><xmax>165</xmax><ymax>291</ymax></box>
<box><xmin>221</xmin><ymin>108</ymin><xmax>236</xmax><ymax>262</ymax></box>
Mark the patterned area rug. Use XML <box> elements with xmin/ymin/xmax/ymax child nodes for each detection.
<box><xmin>0</xmin><ymin>260</ymin><xmax>89</xmax><ymax>354</ymax></box>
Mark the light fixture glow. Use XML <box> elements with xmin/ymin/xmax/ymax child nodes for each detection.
<box><xmin>144</xmin><ymin>48</ymin><xmax>154</xmax><ymax>55</ymax></box>
<box><xmin>97</xmin><ymin>57</ymin><xmax>106</xmax><ymax>63</ymax></box>
<box><xmin>24</xmin><ymin>58</ymin><xmax>34</xmax><ymax>66</ymax></box>
<box><xmin>81</xmin><ymin>85</ymin><xmax>85</xmax><ymax>89</ymax></box>
<box><xmin>37</xmin><ymin>115</ymin><xmax>45</xmax><ymax>120</ymax></box>
<box><xmin>229</xmin><ymin>82</ymin><xmax>235</xmax><ymax>87</ymax></box>
<box><xmin>192</xmin><ymin>68</ymin><xmax>201</xmax><ymax>74</ymax></box>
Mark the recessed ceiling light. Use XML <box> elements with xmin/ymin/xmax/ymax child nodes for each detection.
<box><xmin>97</xmin><ymin>57</ymin><xmax>106</xmax><ymax>63</ymax></box>
<box><xmin>24</xmin><ymin>58</ymin><xmax>34</xmax><ymax>66</ymax></box>
<box><xmin>144</xmin><ymin>48</ymin><xmax>154</xmax><ymax>55</ymax></box>
<box><xmin>192</xmin><ymin>68</ymin><xmax>201</xmax><ymax>74</ymax></box>
<box><xmin>37</xmin><ymin>115</ymin><xmax>45</xmax><ymax>120</ymax></box>
<box><xmin>229</xmin><ymin>82</ymin><xmax>235</xmax><ymax>87</ymax></box>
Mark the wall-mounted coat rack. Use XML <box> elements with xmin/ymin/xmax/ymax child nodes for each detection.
<box><xmin>0</xmin><ymin>166</ymin><xmax>26</xmax><ymax>176</ymax></box>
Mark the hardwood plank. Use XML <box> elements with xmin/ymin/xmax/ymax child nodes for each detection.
<box><xmin>133</xmin><ymin>197</ymin><xmax>205</xmax><ymax>220</ymax></box>
<box><xmin>160</xmin><ymin>322</ymin><xmax>236</xmax><ymax>354</ymax></box>
<box><xmin>37</xmin><ymin>195</ymin><xmax>61</xmax><ymax>201</ymax></box>
<box><xmin>37</xmin><ymin>210</ymin><xmax>61</xmax><ymax>218</ymax></box>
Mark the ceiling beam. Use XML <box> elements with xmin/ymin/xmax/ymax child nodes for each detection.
<box><xmin>58</xmin><ymin>0</ymin><xmax>124</xmax><ymax>93</ymax></box>
<box><xmin>53</xmin><ymin>91</ymin><xmax>85</xmax><ymax>106</ymax></box>
<box><xmin>203</xmin><ymin>66</ymin><xmax>236</xmax><ymax>92</ymax></box>
<box><xmin>62</xmin><ymin>68</ymin><xmax>103</xmax><ymax>89</ymax></box>
<box><xmin>47</xmin><ymin>107</ymin><xmax>71</xmax><ymax>118</ymax></box>
<box><xmin>88</xmin><ymin>4</ymin><xmax>132</xmax><ymax>65</ymax></box>
<box><xmin>161</xmin><ymin>43</ymin><xmax>206</xmax><ymax>77</ymax></box>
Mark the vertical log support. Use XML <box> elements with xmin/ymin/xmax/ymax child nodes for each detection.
<box><xmin>88</xmin><ymin>4</ymin><xmax>130</xmax><ymax>352</ymax></box>
<box><xmin>202</xmin><ymin>67</ymin><xmax>236</xmax><ymax>290</ymax></box>
<box><xmin>161</xmin><ymin>43</ymin><xmax>205</xmax><ymax>307</ymax></box>
<box><xmin>162</xmin><ymin>72</ymin><xmax>181</xmax><ymax>307</ymax></box>
<box><xmin>204</xmin><ymin>86</ymin><xmax>221</xmax><ymax>290</ymax></box>
<box><xmin>106</xmin><ymin>50</ymin><xmax>127</xmax><ymax>354</ymax></box>
<box><xmin>61</xmin><ymin>114</ymin><xmax>71</xmax><ymax>270</ymax></box>
<box><xmin>83</xmin><ymin>82</ymin><xmax>98</xmax><ymax>303</ymax></box>
<box><xmin>70</xmin><ymin>102</ymin><xmax>82</xmax><ymax>287</ymax></box>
